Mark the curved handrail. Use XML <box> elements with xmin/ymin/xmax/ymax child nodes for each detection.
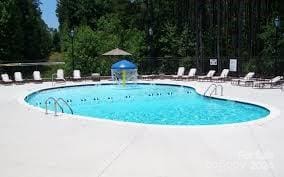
<box><xmin>56</xmin><ymin>98</ymin><xmax>74</xmax><ymax>114</ymax></box>
<box><xmin>217</xmin><ymin>84</ymin><xmax>224</xmax><ymax>96</ymax></box>
<box><xmin>204</xmin><ymin>84</ymin><xmax>217</xmax><ymax>96</ymax></box>
<box><xmin>204</xmin><ymin>84</ymin><xmax>224</xmax><ymax>96</ymax></box>
<box><xmin>209</xmin><ymin>87</ymin><xmax>217</xmax><ymax>96</ymax></box>
<box><xmin>45</xmin><ymin>97</ymin><xmax>64</xmax><ymax>115</ymax></box>
<box><xmin>51</xmin><ymin>73</ymin><xmax>57</xmax><ymax>86</ymax></box>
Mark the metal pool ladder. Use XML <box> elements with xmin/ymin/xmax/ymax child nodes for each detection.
<box><xmin>51</xmin><ymin>73</ymin><xmax>56</xmax><ymax>86</ymax></box>
<box><xmin>204</xmin><ymin>84</ymin><xmax>224</xmax><ymax>96</ymax></box>
<box><xmin>45</xmin><ymin>97</ymin><xmax>74</xmax><ymax>116</ymax></box>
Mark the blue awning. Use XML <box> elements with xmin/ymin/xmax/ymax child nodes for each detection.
<box><xmin>111</xmin><ymin>60</ymin><xmax>137</xmax><ymax>70</ymax></box>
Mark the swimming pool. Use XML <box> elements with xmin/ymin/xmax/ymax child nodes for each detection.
<box><xmin>25</xmin><ymin>83</ymin><xmax>270</xmax><ymax>125</ymax></box>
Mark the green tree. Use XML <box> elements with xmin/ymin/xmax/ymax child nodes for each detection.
<box><xmin>56</xmin><ymin>0</ymin><xmax>112</xmax><ymax>29</ymax></box>
<box><xmin>257</xmin><ymin>21</ymin><xmax>283</xmax><ymax>75</ymax></box>
<box><xmin>0</xmin><ymin>0</ymin><xmax>23</xmax><ymax>61</ymax></box>
<box><xmin>50</xmin><ymin>28</ymin><xmax>61</xmax><ymax>52</ymax></box>
<box><xmin>0</xmin><ymin>0</ymin><xmax>52</xmax><ymax>62</ymax></box>
<box><xmin>62</xmin><ymin>13</ymin><xmax>146</xmax><ymax>76</ymax></box>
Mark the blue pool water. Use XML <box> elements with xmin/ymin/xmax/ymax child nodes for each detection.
<box><xmin>25</xmin><ymin>84</ymin><xmax>270</xmax><ymax>125</ymax></box>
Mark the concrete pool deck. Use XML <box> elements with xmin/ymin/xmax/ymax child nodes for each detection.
<box><xmin>0</xmin><ymin>80</ymin><xmax>283</xmax><ymax>177</ymax></box>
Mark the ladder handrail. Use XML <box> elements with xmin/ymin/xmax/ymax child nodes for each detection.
<box><xmin>57</xmin><ymin>98</ymin><xmax>74</xmax><ymax>114</ymax></box>
<box><xmin>51</xmin><ymin>73</ymin><xmax>57</xmax><ymax>86</ymax></box>
<box><xmin>216</xmin><ymin>84</ymin><xmax>224</xmax><ymax>96</ymax></box>
<box><xmin>204</xmin><ymin>84</ymin><xmax>224</xmax><ymax>96</ymax></box>
<box><xmin>204</xmin><ymin>84</ymin><xmax>217</xmax><ymax>96</ymax></box>
<box><xmin>209</xmin><ymin>87</ymin><xmax>217</xmax><ymax>96</ymax></box>
<box><xmin>45</xmin><ymin>97</ymin><xmax>64</xmax><ymax>115</ymax></box>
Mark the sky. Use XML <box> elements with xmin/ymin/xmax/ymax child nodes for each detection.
<box><xmin>40</xmin><ymin>0</ymin><xmax>59</xmax><ymax>29</ymax></box>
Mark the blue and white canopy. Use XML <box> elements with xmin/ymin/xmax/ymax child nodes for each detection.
<box><xmin>111</xmin><ymin>60</ymin><xmax>137</xmax><ymax>70</ymax></box>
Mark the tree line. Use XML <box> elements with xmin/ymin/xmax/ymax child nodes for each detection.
<box><xmin>57</xmin><ymin>0</ymin><xmax>283</xmax><ymax>75</ymax></box>
<box><xmin>1</xmin><ymin>0</ymin><xmax>283</xmax><ymax>76</ymax></box>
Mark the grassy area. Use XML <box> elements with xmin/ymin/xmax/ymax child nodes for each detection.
<box><xmin>48</xmin><ymin>52</ymin><xmax>63</xmax><ymax>62</ymax></box>
<box><xmin>41</xmin><ymin>52</ymin><xmax>64</xmax><ymax>78</ymax></box>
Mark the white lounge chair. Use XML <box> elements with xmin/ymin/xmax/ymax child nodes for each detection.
<box><xmin>253</xmin><ymin>76</ymin><xmax>283</xmax><ymax>88</ymax></box>
<box><xmin>231</xmin><ymin>72</ymin><xmax>255</xmax><ymax>86</ymax></box>
<box><xmin>73</xmin><ymin>70</ymin><xmax>81</xmax><ymax>80</ymax></box>
<box><xmin>14</xmin><ymin>72</ymin><xmax>24</xmax><ymax>83</ymax></box>
<box><xmin>212</xmin><ymin>69</ymin><xmax>229</xmax><ymax>82</ymax></box>
<box><xmin>91</xmin><ymin>73</ymin><xmax>101</xmax><ymax>81</ymax></box>
<box><xmin>33</xmin><ymin>71</ymin><xmax>42</xmax><ymax>82</ymax></box>
<box><xmin>198</xmin><ymin>70</ymin><xmax>216</xmax><ymax>81</ymax></box>
<box><xmin>1</xmin><ymin>74</ymin><xmax>12</xmax><ymax>84</ymax></box>
<box><xmin>55</xmin><ymin>69</ymin><xmax>65</xmax><ymax>81</ymax></box>
<box><xmin>172</xmin><ymin>67</ymin><xmax>185</xmax><ymax>80</ymax></box>
<box><xmin>182</xmin><ymin>68</ymin><xmax>197</xmax><ymax>80</ymax></box>
<box><xmin>141</xmin><ymin>74</ymin><xmax>155</xmax><ymax>80</ymax></box>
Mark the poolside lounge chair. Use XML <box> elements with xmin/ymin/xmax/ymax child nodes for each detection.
<box><xmin>14</xmin><ymin>72</ymin><xmax>24</xmax><ymax>83</ymax></box>
<box><xmin>91</xmin><ymin>73</ymin><xmax>101</xmax><ymax>81</ymax></box>
<box><xmin>141</xmin><ymin>74</ymin><xmax>155</xmax><ymax>80</ymax></box>
<box><xmin>55</xmin><ymin>69</ymin><xmax>65</xmax><ymax>82</ymax></box>
<box><xmin>182</xmin><ymin>68</ymin><xmax>197</xmax><ymax>80</ymax></box>
<box><xmin>211</xmin><ymin>69</ymin><xmax>229</xmax><ymax>82</ymax></box>
<box><xmin>253</xmin><ymin>76</ymin><xmax>283</xmax><ymax>88</ymax></box>
<box><xmin>172</xmin><ymin>67</ymin><xmax>185</xmax><ymax>80</ymax></box>
<box><xmin>33</xmin><ymin>71</ymin><xmax>42</xmax><ymax>82</ymax></box>
<box><xmin>231</xmin><ymin>72</ymin><xmax>255</xmax><ymax>86</ymax></box>
<box><xmin>73</xmin><ymin>70</ymin><xmax>82</xmax><ymax>81</ymax></box>
<box><xmin>197</xmin><ymin>70</ymin><xmax>216</xmax><ymax>81</ymax></box>
<box><xmin>1</xmin><ymin>74</ymin><xmax>13</xmax><ymax>84</ymax></box>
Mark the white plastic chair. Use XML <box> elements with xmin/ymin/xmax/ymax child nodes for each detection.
<box><xmin>173</xmin><ymin>67</ymin><xmax>185</xmax><ymax>79</ymax></box>
<box><xmin>254</xmin><ymin>76</ymin><xmax>283</xmax><ymax>88</ymax></box>
<box><xmin>243</xmin><ymin>72</ymin><xmax>255</xmax><ymax>80</ymax></box>
<box><xmin>33</xmin><ymin>71</ymin><xmax>42</xmax><ymax>82</ymax></box>
<box><xmin>271</xmin><ymin>76</ymin><xmax>282</xmax><ymax>83</ymax></box>
<box><xmin>231</xmin><ymin>72</ymin><xmax>255</xmax><ymax>85</ymax></box>
<box><xmin>1</xmin><ymin>74</ymin><xmax>12</xmax><ymax>84</ymax></box>
<box><xmin>182</xmin><ymin>68</ymin><xmax>197</xmax><ymax>80</ymax></box>
<box><xmin>220</xmin><ymin>69</ymin><xmax>229</xmax><ymax>77</ymax></box>
<box><xmin>212</xmin><ymin>69</ymin><xmax>229</xmax><ymax>81</ymax></box>
<box><xmin>198</xmin><ymin>70</ymin><xmax>216</xmax><ymax>80</ymax></box>
<box><xmin>56</xmin><ymin>69</ymin><xmax>65</xmax><ymax>81</ymax></box>
<box><xmin>14</xmin><ymin>72</ymin><xmax>24</xmax><ymax>83</ymax></box>
<box><xmin>73</xmin><ymin>70</ymin><xmax>81</xmax><ymax>80</ymax></box>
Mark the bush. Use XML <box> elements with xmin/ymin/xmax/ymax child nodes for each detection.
<box><xmin>61</xmin><ymin>14</ymin><xmax>146</xmax><ymax>76</ymax></box>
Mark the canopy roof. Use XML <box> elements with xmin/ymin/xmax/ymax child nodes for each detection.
<box><xmin>102</xmin><ymin>48</ymin><xmax>132</xmax><ymax>56</ymax></box>
<box><xmin>111</xmin><ymin>60</ymin><xmax>137</xmax><ymax>70</ymax></box>
<box><xmin>0</xmin><ymin>62</ymin><xmax>65</xmax><ymax>67</ymax></box>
